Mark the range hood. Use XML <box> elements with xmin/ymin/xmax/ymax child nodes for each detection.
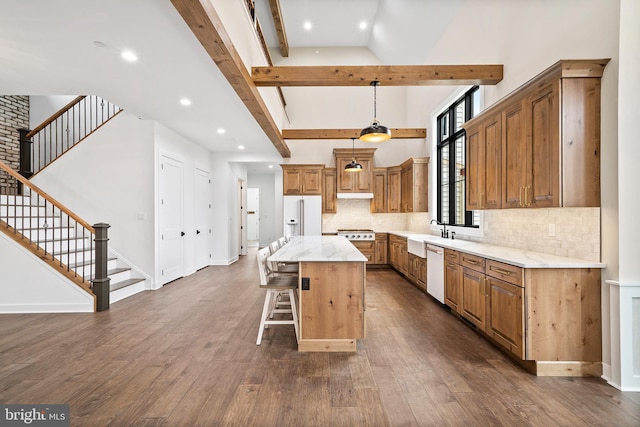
<box><xmin>337</xmin><ymin>192</ymin><xmax>374</xmax><ymax>199</ymax></box>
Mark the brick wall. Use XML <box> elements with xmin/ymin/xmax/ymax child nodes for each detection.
<box><xmin>0</xmin><ymin>96</ymin><xmax>29</xmax><ymax>170</ymax></box>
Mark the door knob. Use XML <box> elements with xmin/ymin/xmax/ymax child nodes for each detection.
<box><xmin>196</xmin><ymin>230</ymin><xmax>201</xmax><ymax>234</ymax></box>
<box><xmin>181</xmin><ymin>231</ymin><xmax>185</xmax><ymax>237</ymax></box>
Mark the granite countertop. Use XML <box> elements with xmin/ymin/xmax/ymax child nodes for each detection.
<box><xmin>269</xmin><ymin>235</ymin><xmax>367</xmax><ymax>263</ymax></box>
<box><xmin>385</xmin><ymin>231</ymin><xmax>605</xmax><ymax>269</ymax></box>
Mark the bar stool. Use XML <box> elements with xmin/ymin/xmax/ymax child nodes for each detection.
<box><xmin>256</xmin><ymin>247</ymin><xmax>299</xmax><ymax>345</ymax></box>
<box><xmin>269</xmin><ymin>240</ymin><xmax>298</xmax><ymax>275</ymax></box>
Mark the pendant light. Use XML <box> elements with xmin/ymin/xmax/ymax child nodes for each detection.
<box><xmin>344</xmin><ymin>138</ymin><xmax>363</xmax><ymax>173</ymax></box>
<box><xmin>360</xmin><ymin>81</ymin><xmax>391</xmax><ymax>142</ymax></box>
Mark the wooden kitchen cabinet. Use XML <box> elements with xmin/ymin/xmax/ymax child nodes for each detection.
<box><xmin>463</xmin><ymin>59</ymin><xmax>608</xmax><ymax>209</ymax></box>
<box><xmin>352</xmin><ymin>240</ymin><xmax>375</xmax><ymax>265</ymax></box>
<box><xmin>388</xmin><ymin>234</ymin><xmax>408</xmax><ymax>276</ymax></box>
<box><xmin>371</xmin><ymin>168</ymin><xmax>387</xmax><ymax>213</ymax></box>
<box><xmin>460</xmin><ymin>252</ymin><xmax>487</xmax><ymax>331</ymax></box>
<box><xmin>465</xmin><ymin>111</ymin><xmax>502</xmax><ymax>210</ymax></box>
<box><xmin>387</xmin><ymin>166</ymin><xmax>402</xmax><ymax>213</ymax></box>
<box><xmin>282</xmin><ymin>164</ymin><xmax>324</xmax><ymax>195</ymax></box>
<box><xmin>400</xmin><ymin>158</ymin><xmax>429</xmax><ymax>212</ymax></box>
<box><xmin>322</xmin><ymin>168</ymin><xmax>337</xmax><ymax>213</ymax></box>
<box><xmin>333</xmin><ymin>148</ymin><xmax>376</xmax><ymax>193</ymax></box>
<box><xmin>407</xmin><ymin>253</ymin><xmax>427</xmax><ymax>291</ymax></box>
<box><xmin>444</xmin><ymin>249</ymin><xmax>461</xmax><ymax>313</ymax></box>
<box><xmin>374</xmin><ymin>233</ymin><xmax>388</xmax><ymax>265</ymax></box>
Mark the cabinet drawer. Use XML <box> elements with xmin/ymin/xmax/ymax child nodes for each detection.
<box><xmin>444</xmin><ymin>249</ymin><xmax>459</xmax><ymax>264</ymax></box>
<box><xmin>389</xmin><ymin>235</ymin><xmax>406</xmax><ymax>245</ymax></box>
<box><xmin>485</xmin><ymin>259</ymin><xmax>523</xmax><ymax>286</ymax></box>
<box><xmin>460</xmin><ymin>252</ymin><xmax>485</xmax><ymax>272</ymax></box>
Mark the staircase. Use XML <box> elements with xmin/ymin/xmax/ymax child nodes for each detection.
<box><xmin>0</xmin><ymin>191</ymin><xmax>147</xmax><ymax>307</ymax></box>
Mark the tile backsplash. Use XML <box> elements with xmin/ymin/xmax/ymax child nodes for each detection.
<box><xmin>322</xmin><ymin>199</ymin><xmax>429</xmax><ymax>233</ymax></box>
<box><xmin>323</xmin><ymin>200</ymin><xmax>600</xmax><ymax>262</ymax></box>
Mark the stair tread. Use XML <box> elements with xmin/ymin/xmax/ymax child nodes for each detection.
<box><xmin>68</xmin><ymin>257</ymin><xmax>117</xmax><ymax>269</ymax></box>
<box><xmin>84</xmin><ymin>267</ymin><xmax>131</xmax><ymax>280</ymax></box>
<box><xmin>110</xmin><ymin>278</ymin><xmax>145</xmax><ymax>292</ymax></box>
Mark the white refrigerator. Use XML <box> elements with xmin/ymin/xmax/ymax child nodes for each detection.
<box><xmin>283</xmin><ymin>195</ymin><xmax>322</xmax><ymax>238</ymax></box>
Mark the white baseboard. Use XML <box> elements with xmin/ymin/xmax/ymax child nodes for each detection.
<box><xmin>0</xmin><ymin>302</ymin><xmax>93</xmax><ymax>313</ymax></box>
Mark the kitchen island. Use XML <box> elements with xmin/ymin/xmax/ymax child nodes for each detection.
<box><xmin>269</xmin><ymin>235</ymin><xmax>367</xmax><ymax>352</ymax></box>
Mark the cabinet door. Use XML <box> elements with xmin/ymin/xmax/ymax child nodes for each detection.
<box><xmin>322</xmin><ymin>168</ymin><xmax>337</xmax><ymax>213</ymax></box>
<box><xmin>408</xmin><ymin>253</ymin><xmax>418</xmax><ymax>283</ymax></box>
<box><xmin>356</xmin><ymin>158</ymin><xmax>373</xmax><ymax>192</ymax></box>
<box><xmin>502</xmin><ymin>100</ymin><xmax>527</xmax><ymax>208</ymax></box>
<box><xmin>283</xmin><ymin>168</ymin><xmax>302</xmax><ymax>195</ymax></box>
<box><xmin>399</xmin><ymin>241</ymin><xmax>408</xmax><ymax>275</ymax></box>
<box><xmin>444</xmin><ymin>260</ymin><xmax>461</xmax><ymax>313</ymax></box>
<box><xmin>371</xmin><ymin>168</ymin><xmax>387</xmax><ymax>213</ymax></box>
<box><xmin>374</xmin><ymin>234</ymin><xmax>388</xmax><ymax>264</ymax></box>
<box><xmin>387</xmin><ymin>168</ymin><xmax>402</xmax><ymax>213</ymax></box>
<box><xmin>527</xmin><ymin>82</ymin><xmax>560</xmax><ymax>208</ymax></box>
<box><xmin>401</xmin><ymin>166</ymin><xmax>412</xmax><ymax>212</ymax></box>
<box><xmin>483</xmin><ymin>114</ymin><xmax>502</xmax><ymax>209</ymax></box>
<box><xmin>466</xmin><ymin>124</ymin><xmax>482</xmax><ymax>210</ymax></box>
<box><xmin>302</xmin><ymin>168</ymin><xmax>322</xmax><ymax>195</ymax></box>
<box><xmin>353</xmin><ymin>241</ymin><xmax>375</xmax><ymax>265</ymax></box>
<box><xmin>461</xmin><ymin>267</ymin><xmax>487</xmax><ymax>331</ymax></box>
<box><xmin>487</xmin><ymin>277</ymin><xmax>524</xmax><ymax>359</ymax></box>
<box><xmin>336</xmin><ymin>157</ymin><xmax>356</xmax><ymax>192</ymax></box>
<box><xmin>416</xmin><ymin>257</ymin><xmax>427</xmax><ymax>289</ymax></box>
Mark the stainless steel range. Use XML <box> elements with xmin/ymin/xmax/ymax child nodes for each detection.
<box><xmin>337</xmin><ymin>229</ymin><xmax>375</xmax><ymax>241</ymax></box>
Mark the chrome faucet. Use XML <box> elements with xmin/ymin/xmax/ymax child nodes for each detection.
<box><xmin>430</xmin><ymin>219</ymin><xmax>449</xmax><ymax>238</ymax></box>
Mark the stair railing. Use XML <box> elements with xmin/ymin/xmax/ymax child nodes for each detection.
<box><xmin>0</xmin><ymin>160</ymin><xmax>110</xmax><ymax>311</ymax></box>
<box><xmin>19</xmin><ymin>95</ymin><xmax>122</xmax><ymax>178</ymax></box>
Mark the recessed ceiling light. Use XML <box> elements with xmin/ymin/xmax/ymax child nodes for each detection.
<box><xmin>303</xmin><ymin>21</ymin><xmax>312</xmax><ymax>30</ymax></box>
<box><xmin>268</xmin><ymin>165</ymin><xmax>273</xmax><ymax>169</ymax></box>
<box><xmin>179</xmin><ymin>98</ymin><xmax>191</xmax><ymax>106</ymax></box>
<box><xmin>121</xmin><ymin>50</ymin><xmax>138</xmax><ymax>62</ymax></box>
<box><xmin>238</xmin><ymin>145</ymin><xmax>245</xmax><ymax>150</ymax></box>
<box><xmin>359</xmin><ymin>21</ymin><xmax>367</xmax><ymax>30</ymax></box>
<box><xmin>217</xmin><ymin>128</ymin><xmax>225</xmax><ymax>134</ymax></box>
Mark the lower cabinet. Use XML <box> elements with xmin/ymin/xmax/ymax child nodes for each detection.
<box><xmin>388</xmin><ymin>235</ymin><xmax>408</xmax><ymax>276</ymax></box>
<box><xmin>352</xmin><ymin>240</ymin><xmax>374</xmax><ymax>265</ymax></box>
<box><xmin>374</xmin><ymin>233</ymin><xmax>388</xmax><ymax>265</ymax></box>
<box><xmin>441</xmin><ymin>248</ymin><xmax>600</xmax><ymax>375</ymax></box>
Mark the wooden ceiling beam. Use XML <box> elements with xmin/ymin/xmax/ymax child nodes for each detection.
<box><xmin>283</xmin><ymin>128</ymin><xmax>426</xmax><ymax>140</ymax></box>
<box><xmin>171</xmin><ymin>0</ymin><xmax>290</xmax><ymax>158</ymax></box>
<box><xmin>268</xmin><ymin>0</ymin><xmax>289</xmax><ymax>57</ymax></box>
<box><xmin>252</xmin><ymin>65</ymin><xmax>503</xmax><ymax>86</ymax></box>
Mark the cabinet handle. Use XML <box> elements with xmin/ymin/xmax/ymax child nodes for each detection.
<box><xmin>492</xmin><ymin>267</ymin><xmax>512</xmax><ymax>276</ymax></box>
<box><xmin>447</xmin><ymin>262</ymin><xmax>457</xmax><ymax>268</ymax></box>
<box><xmin>480</xmin><ymin>277</ymin><xmax>486</xmax><ymax>296</ymax></box>
<box><xmin>526</xmin><ymin>185</ymin><xmax>532</xmax><ymax>207</ymax></box>
<box><xmin>519</xmin><ymin>186</ymin><xmax>524</xmax><ymax>207</ymax></box>
<box><xmin>466</xmin><ymin>259</ymin><xmax>480</xmax><ymax>265</ymax></box>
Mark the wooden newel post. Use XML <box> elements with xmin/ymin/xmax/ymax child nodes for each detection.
<box><xmin>93</xmin><ymin>223</ymin><xmax>111</xmax><ymax>312</ymax></box>
<box><xmin>17</xmin><ymin>128</ymin><xmax>33</xmax><ymax>179</ymax></box>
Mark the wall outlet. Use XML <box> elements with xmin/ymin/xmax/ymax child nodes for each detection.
<box><xmin>548</xmin><ymin>223</ymin><xmax>556</xmax><ymax>237</ymax></box>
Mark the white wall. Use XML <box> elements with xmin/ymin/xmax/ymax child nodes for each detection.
<box><xmin>29</xmin><ymin>95</ymin><xmax>77</xmax><ymax>128</ymax></box>
<box><xmin>32</xmin><ymin>112</ymin><xmax>156</xmax><ymax>279</ymax></box>
<box><xmin>0</xmin><ymin>232</ymin><xmax>94</xmax><ymax>312</ymax></box>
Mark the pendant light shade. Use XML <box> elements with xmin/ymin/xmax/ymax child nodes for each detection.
<box><xmin>344</xmin><ymin>138</ymin><xmax>363</xmax><ymax>173</ymax></box>
<box><xmin>360</xmin><ymin>81</ymin><xmax>391</xmax><ymax>142</ymax></box>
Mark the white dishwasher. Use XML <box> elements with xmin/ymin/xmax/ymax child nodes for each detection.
<box><xmin>426</xmin><ymin>244</ymin><xmax>445</xmax><ymax>303</ymax></box>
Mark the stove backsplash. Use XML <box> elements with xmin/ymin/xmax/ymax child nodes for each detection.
<box><xmin>322</xmin><ymin>199</ymin><xmax>429</xmax><ymax>233</ymax></box>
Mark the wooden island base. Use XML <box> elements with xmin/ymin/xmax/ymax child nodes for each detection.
<box><xmin>298</xmin><ymin>339</ymin><xmax>357</xmax><ymax>352</ymax></box>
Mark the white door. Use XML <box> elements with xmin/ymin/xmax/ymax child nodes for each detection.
<box><xmin>247</xmin><ymin>187</ymin><xmax>259</xmax><ymax>246</ymax></box>
<box><xmin>239</xmin><ymin>179</ymin><xmax>247</xmax><ymax>256</ymax></box>
<box><xmin>159</xmin><ymin>155</ymin><xmax>184</xmax><ymax>285</ymax></box>
<box><xmin>194</xmin><ymin>168</ymin><xmax>211</xmax><ymax>270</ymax></box>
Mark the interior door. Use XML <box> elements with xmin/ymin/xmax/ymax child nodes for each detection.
<box><xmin>194</xmin><ymin>168</ymin><xmax>211</xmax><ymax>270</ymax></box>
<box><xmin>246</xmin><ymin>187</ymin><xmax>259</xmax><ymax>245</ymax></box>
<box><xmin>159</xmin><ymin>155</ymin><xmax>184</xmax><ymax>285</ymax></box>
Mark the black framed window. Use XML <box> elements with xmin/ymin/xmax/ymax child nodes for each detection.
<box><xmin>436</xmin><ymin>86</ymin><xmax>480</xmax><ymax>227</ymax></box>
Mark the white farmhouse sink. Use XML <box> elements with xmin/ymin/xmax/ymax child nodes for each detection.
<box><xmin>407</xmin><ymin>236</ymin><xmax>428</xmax><ymax>258</ymax></box>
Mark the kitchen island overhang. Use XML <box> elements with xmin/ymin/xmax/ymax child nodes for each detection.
<box><xmin>268</xmin><ymin>236</ymin><xmax>367</xmax><ymax>352</ymax></box>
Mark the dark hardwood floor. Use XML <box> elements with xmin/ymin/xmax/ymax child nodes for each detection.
<box><xmin>1</xmin><ymin>249</ymin><xmax>639</xmax><ymax>426</ymax></box>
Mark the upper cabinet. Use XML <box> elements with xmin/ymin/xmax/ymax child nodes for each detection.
<box><xmin>282</xmin><ymin>164</ymin><xmax>324</xmax><ymax>195</ymax></box>
<box><xmin>400</xmin><ymin>158</ymin><xmax>429</xmax><ymax>212</ymax></box>
<box><xmin>463</xmin><ymin>59</ymin><xmax>609</xmax><ymax>209</ymax></box>
<box><xmin>387</xmin><ymin>166</ymin><xmax>402</xmax><ymax>213</ymax></box>
<box><xmin>322</xmin><ymin>168</ymin><xmax>337</xmax><ymax>213</ymax></box>
<box><xmin>371</xmin><ymin>168</ymin><xmax>388</xmax><ymax>213</ymax></box>
<box><xmin>333</xmin><ymin>148</ymin><xmax>376</xmax><ymax>193</ymax></box>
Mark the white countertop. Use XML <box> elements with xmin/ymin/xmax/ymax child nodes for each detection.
<box><xmin>387</xmin><ymin>231</ymin><xmax>605</xmax><ymax>269</ymax></box>
<box><xmin>269</xmin><ymin>236</ymin><xmax>368</xmax><ymax>262</ymax></box>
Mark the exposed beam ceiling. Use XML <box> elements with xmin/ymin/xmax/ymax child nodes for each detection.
<box><xmin>282</xmin><ymin>128</ymin><xmax>426</xmax><ymax>140</ymax></box>
<box><xmin>171</xmin><ymin>0</ymin><xmax>290</xmax><ymax>158</ymax></box>
<box><xmin>268</xmin><ymin>0</ymin><xmax>289</xmax><ymax>57</ymax></box>
<box><xmin>252</xmin><ymin>65</ymin><xmax>504</xmax><ymax>86</ymax></box>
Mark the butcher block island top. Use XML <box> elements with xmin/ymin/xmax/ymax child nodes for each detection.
<box><xmin>269</xmin><ymin>236</ymin><xmax>367</xmax><ymax>352</ymax></box>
